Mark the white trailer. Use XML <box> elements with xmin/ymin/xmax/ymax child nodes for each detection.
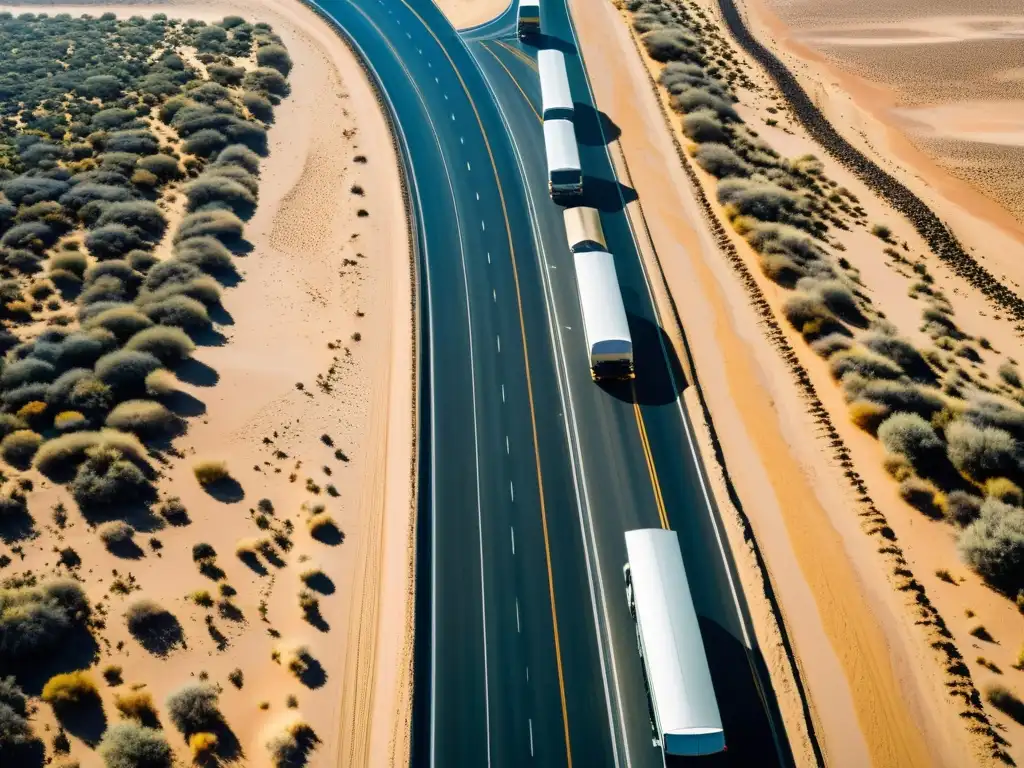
<box><xmin>563</xmin><ymin>206</ymin><xmax>606</xmax><ymax>253</ymax></box>
<box><xmin>517</xmin><ymin>0</ymin><xmax>540</xmax><ymax>38</ymax></box>
<box><xmin>538</xmin><ymin>49</ymin><xmax>573</xmax><ymax>120</ymax></box>
<box><xmin>543</xmin><ymin>118</ymin><xmax>583</xmax><ymax>200</ymax></box>
<box><xmin>623</xmin><ymin>529</ymin><xmax>726</xmax><ymax>757</ymax></box>
<box><xmin>572</xmin><ymin>250</ymin><xmax>633</xmax><ymax>380</ymax></box>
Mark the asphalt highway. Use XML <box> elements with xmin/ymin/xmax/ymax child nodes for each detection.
<box><xmin>308</xmin><ymin>0</ymin><xmax>795</xmax><ymax>765</ymax></box>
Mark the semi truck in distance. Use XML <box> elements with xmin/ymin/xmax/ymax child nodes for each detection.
<box><xmin>623</xmin><ymin>529</ymin><xmax>726</xmax><ymax>758</ymax></box>
<box><xmin>544</xmin><ymin>119</ymin><xmax>583</xmax><ymax>200</ymax></box>
<box><xmin>517</xmin><ymin>0</ymin><xmax>540</xmax><ymax>38</ymax></box>
<box><xmin>538</xmin><ymin>49</ymin><xmax>573</xmax><ymax>120</ymax></box>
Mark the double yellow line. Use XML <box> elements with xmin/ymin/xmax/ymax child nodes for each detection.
<box><xmin>480</xmin><ymin>43</ymin><xmax>672</xmax><ymax>535</ymax></box>
<box><xmin>632</xmin><ymin>383</ymin><xmax>669</xmax><ymax>529</ymax></box>
<box><xmin>393</xmin><ymin>3</ymin><xmax>574</xmax><ymax>763</ymax></box>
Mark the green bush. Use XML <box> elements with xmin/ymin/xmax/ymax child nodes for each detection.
<box><xmin>946</xmin><ymin>420</ymin><xmax>1020</xmax><ymax>482</ymax></box>
<box><xmin>693</xmin><ymin>142</ymin><xmax>751</xmax><ymax>178</ymax></box>
<box><xmin>204</xmin><ymin>164</ymin><xmax>259</xmax><ymax>196</ymax></box>
<box><xmin>998</xmin><ymin>361</ymin><xmax>1022</xmax><ymax>389</ymax></box>
<box><xmin>95</xmin><ymin>349</ymin><xmax>163</xmax><ymax>396</ymax></box>
<box><xmin>256</xmin><ymin>43</ymin><xmax>292</xmax><ymax>75</ymax></box>
<box><xmin>106</xmin><ymin>400</ymin><xmax>179</xmax><ymax>436</ymax></box>
<box><xmin>96</xmin><ymin>201</ymin><xmax>167</xmax><ymax>242</ymax></box>
<box><xmin>681</xmin><ymin>110</ymin><xmax>727</xmax><ymax>144</ymax></box>
<box><xmin>242</xmin><ymin>90</ymin><xmax>274</xmax><ymax>121</ymax></box>
<box><xmin>811</xmin><ymin>333</ymin><xmax>852</xmax><ymax>359</ymax></box>
<box><xmin>185</xmin><ymin>128</ymin><xmax>229</xmax><ymax>158</ymax></box>
<box><xmin>899</xmin><ymin>475</ymin><xmax>942</xmax><ymax>517</ymax></box>
<box><xmin>829</xmin><ymin>348</ymin><xmax>904</xmax><ymax>382</ymax></box>
<box><xmin>125</xmin><ymin>326</ymin><xmax>195</xmax><ymax>363</ymax></box>
<box><xmin>86</xmin><ymin>223</ymin><xmax>145</xmax><ymax>260</ymax></box>
<box><xmin>243</xmin><ymin>67</ymin><xmax>290</xmax><ymax>97</ymax></box>
<box><xmin>86</xmin><ymin>305</ymin><xmax>155</xmax><ymax>341</ymax></box>
<box><xmin>142</xmin><ymin>294</ymin><xmax>212</xmax><ymax>331</ymax></box>
<box><xmin>642</xmin><ymin>28</ymin><xmax>699</xmax><ymax>63</ymax></box>
<box><xmin>183</xmin><ymin>175</ymin><xmax>256</xmax><ymax>215</ymax></box>
<box><xmin>0</xmin><ymin>429</ymin><xmax>42</xmax><ymax>467</ymax></box>
<box><xmin>166</xmin><ymin>683</ymin><xmax>221</xmax><ymax>735</ymax></box>
<box><xmin>718</xmin><ymin>178</ymin><xmax>807</xmax><ymax>225</ymax></box>
<box><xmin>780</xmin><ymin>293</ymin><xmax>839</xmax><ymax>338</ymax></box>
<box><xmin>146</xmin><ymin>369</ymin><xmax>178</xmax><ymax>396</ymax></box>
<box><xmin>80</xmin><ymin>275</ymin><xmax>131</xmax><ymax>306</ymax></box>
<box><xmin>98</xmin><ymin>722</ymin><xmax>173</xmax><ymax>768</ymax></box>
<box><xmin>207</xmin><ymin>63</ymin><xmax>245</xmax><ymax>86</ymax></box>
<box><xmin>877</xmin><ymin>412</ymin><xmax>945</xmax><ymax>469</ymax></box>
<box><xmin>105</xmin><ymin>130</ymin><xmax>159</xmax><ymax>156</ymax></box>
<box><xmin>958</xmin><ymin>499</ymin><xmax>1024</xmax><ymax>593</ymax></box>
<box><xmin>137</xmin><ymin>153</ymin><xmax>181</xmax><ymax>182</ymax></box>
<box><xmin>49</xmin><ymin>249</ymin><xmax>88</xmax><ymax>276</ymax></box>
<box><xmin>175</xmin><ymin>209</ymin><xmax>245</xmax><ymax>243</ymax></box>
<box><xmin>858</xmin><ymin>380</ymin><xmax>945</xmax><ymax>420</ymax></box>
<box><xmin>2</xmin><ymin>357</ymin><xmax>57</xmax><ymax>388</ymax></box>
<box><xmin>175</xmin><ymin>236</ymin><xmax>236</xmax><ymax>275</ymax></box>
<box><xmin>71</xmin><ymin>445</ymin><xmax>151</xmax><ymax>508</ymax></box>
<box><xmin>215</xmin><ymin>144</ymin><xmax>261</xmax><ymax>174</ymax></box>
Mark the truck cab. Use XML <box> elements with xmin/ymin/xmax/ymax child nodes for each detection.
<box><xmin>517</xmin><ymin>0</ymin><xmax>540</xmax><ymax>38</ymax></box>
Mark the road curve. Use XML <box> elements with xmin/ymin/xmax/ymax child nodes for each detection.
<box><xmin>306</xmin><ymin>0</ymin><xmax>798</xmax><ymax>765</ymax></box>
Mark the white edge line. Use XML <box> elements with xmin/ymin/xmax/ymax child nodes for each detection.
<box><xmin>470</xmin><ymin>41</ymin><xmax>628</xmax><ymax>768</ymax></box>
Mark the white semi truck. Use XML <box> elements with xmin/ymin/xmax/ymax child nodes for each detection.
<box><xmin>544</xmin><ymin>119</ymin><xmax>583</xmax><ymax>200</ymax></box>
<box><xmin>624</xmin><ymin>529</ymin><xmax>726</xmax><ymax>757</ymax></box>
<box><xmin>517</xmin><ymin>0</ymin><xmax>540</xmax><ymax>38</ymax></box>
<box><xmin>538</xmin><ymin>49</ymin><xmax>573</xmax><ymax>120</ymax></box>
<box><xmin>564</xmin><ymin>207</ymin><xmax>633</xmax><ymax>380</ymax></box>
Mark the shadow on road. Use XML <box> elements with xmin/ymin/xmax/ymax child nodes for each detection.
<box><xmin>581</xmin><ymin>175</ymin><xmax>637</xmax><ymax>212</ymax></box>
<box><xmin>699</xmin><ymin>619</ymin><xmax>793</xmax><ymax>766</ymax></box>
<box><xmin>531</xmin><ymin>33</ymin><xmax>576</xmax><ymax>55</ymax></box>
<box><xmin>573</xmin><ymin>101</ymin><xmax>621</xmax><ymax>146</ymax></box>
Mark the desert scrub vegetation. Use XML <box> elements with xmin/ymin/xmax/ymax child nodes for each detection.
<box><xmin>0</xmin><ymin>578</ymin><xmax>90</xmax><ymax>663</ymax></box>
<box><xmin>267</xmin><ymin>718</ymin><xmax>320</xmax><ymax>768</ymax></box>
<box><xmin>0</xmin><ymin>10</ymin><xmax>291</xmax><ymax>550</ymax></box>
<box><xmin>165</xmin><ymin>683</ymin><xmax>223</xmax><ymax>736</ymax></box>
<box><xmin>41</xmin><ymin>670</ymin><xmax>100</xmax><ymax>709</ymax></box>
<box><xmin>194</xmin><ymin>458</ymin><xmax>229</xmax><ymax>485</ymax></box>
<box><xmin>627</xmin><ymin>0</ymin><xmax>1024</xmax><ymax>609</ymax></box>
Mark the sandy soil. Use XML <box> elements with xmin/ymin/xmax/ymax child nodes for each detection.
<box><xmin>430</xmin><ymin>0</ymin><xmax>509</xmax><ymax>30</ymax></box>
<box><xmin>576</xmin><ymin>0</ymin><xmax>1024</xmax><ymax>765</ymax></box>
<box><xmin>1</xmin><ymin>2</ymin><xmax>414</xmax><ymax>766</ymax></box>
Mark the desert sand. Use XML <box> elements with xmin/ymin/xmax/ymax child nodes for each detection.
<box><xmin>431</xmin><ymin>0</ymin><xmax>509</xmax><ymax>31</ymax></box>
<box><xmin>1</xmin><ymin>2</ymin><xmax>413</xmax><ymax>766</ymax></box>
<box><xmin>577</xmin><ymin>0</ymin><xmax>1024</xmax><ymax>764</ymax></box>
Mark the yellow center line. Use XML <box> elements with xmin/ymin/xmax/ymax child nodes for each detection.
<box><xmin>494</xmin><ymin>38</ymin><xmax>539</xmax><ymax>72</ymax></box>
<box><xmin>480</xmin><ymin>42</ymin><xmax>543</xmax><ymax>124</ymax></box>
<box><xmin>395</xmin><ymin>3</ymin><xmax>573</xmax><ymax>763</ymax></box>
<box><xmin>632</xmin><ymin>383</ymin><xmax>669</xmax><ymax>529</ymax></box>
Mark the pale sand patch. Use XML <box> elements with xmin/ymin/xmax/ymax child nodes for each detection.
<box><xmin>430</xmin><ymin>0</ymin><xmax>509</xmax><ymax>30</ymax></box>
<box><xmin>2</xmin><ymin>2</ymin><xmax>413</xmax><ymax>766</ymax></box>
<box><xmin>577</xmin><ymin>0</ymin><xmax>1024</xmax><ymax>765</ymax></box>
<box><xmin>892</xmin><ymin>100</ymin><xmax>1024</xmax><ymax>147</ymax></box>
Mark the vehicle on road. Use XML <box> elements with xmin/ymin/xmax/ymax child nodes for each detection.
<box><xmin>517</xmin><ymin>0</ymin><xmax>540</xmax><ymax>38</ymax></box>
<box><xmin>563</xmin><ymin>205</ymin><xmax>606</xmax><ymax>252</ymax></box>
<box><xmin>623</xmin><ymin>528</ymin><xmax>726</xmax><ymax>757</ymax></box>
<box><xmin>538</xmin><ymin>49</ymin><xmax>573</xmax><ymax>120</ymax></box>
<box><xmin>572</xmin><ymin>247</ymin><xmax>634</xmax><ymax>380</ymax></box>
<box><xmin>543</xmin><ymin>118</ymin><xmax>583</xmax><ymax>200</ymax></box>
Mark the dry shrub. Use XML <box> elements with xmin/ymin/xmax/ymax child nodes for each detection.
<box><xmin>124</xmin><ymin>326</ymin><xmax>195</xmax><ymax>363</ymax></box>
<box><xmin>849</xmin><ymin>400</ymin><xmax>889</xmax><ymax>435</ymax></box>
<box><xmin>944</xmin><ymin>490</ymin><xmax>983</xmax><ymax>527</ymax></box>
<box><xmin>54</xmin><ymin>410</ymin><xmax>87</xmax><ymax>432</ymax></box>
<box><xmin>34</xmin><ymin>429</ymin><xmax>146</xmax><ymax>475</ymax></box>
<box><xmin>267</xmin><ymin>717</ymin><xmax>319</xmax><ymax>768</ymax></box>
<box><xmin>985</xmin><ymin>684</ymin><xmax>1024</xmax><ymax>725</ymax></box>
<box><xmin>145</xmin><ymin>369</ymin><xmax>178</xmax><ymax>397</ymax></box>
<box><xmin>165</xmin><ymin>684</ymin><xmax>221</xmax><ymax>736</ymax></box>
<box><xmin>190</xmin><ymin>731</ymin><xmax>218</xmax><ymax>758</ymax></box>
<box><xmin>899</xmin><ymin>476</ymin><xmax>942</xmax><ymax>518</ymax></box>
<box><xmin>106</xmin><ymin>400</ymin><xmax>179</xmax><ymax>437</ymax></box>
<box><xmin>0</xmin><ymin>429</ymin><xmax>42</xmax><ymax>467</ymax></box>
<box><xmin>829</xmin><ymin>348</ymin><xmax>903</xmax><ymax>382</ymax></box>
<box><xmin>98</xmin><ymin>520</ymin><xmax>135</xmax><ymax>547</ymax></box>
<box><xmin>114</xmin><ymin>689</ymin><xmax>157</xmax><ymax>722</ymax></box>
<box><xmin>858</xmin><ymin>380</ymin><xmax>945</xmax><ymax>420</ymax></box>
<box><xmin>194</xmin><ymin>459</ymin><xmax>229</xmax><ymax>485</ymax></box>
<box><xmin>41</xmin><ymin>670</ymin><xmax>99</xmax><ymax>707</ymax></box>
<box><xmin>72</xmin><ymin>445</ymin><xmax>151</xmax><ymax>508</ymax></box>
<box><xmin>985</xmin><ymin>478</ymin><xmax>1024</xmax><ymax>506</ymax></box>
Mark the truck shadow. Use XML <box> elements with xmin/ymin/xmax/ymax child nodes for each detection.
<box><xmin>573</xmin><ymin>101</ymin><xmax>621</xmax><ymax>146</ymax></box>
<box><xmin>581</xmin><ymin>175</ymin><xmax>637</xmax><ymax>212</ymax></box>
<box><xmin>530</xmin><ymin>33</ymin><xmax>576</xmax><ymax>55</ymax></box>
<box><xmin>598</xmin><ymin>314</ymin><xmax>685</xmax><ymax>406</ymax></box>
